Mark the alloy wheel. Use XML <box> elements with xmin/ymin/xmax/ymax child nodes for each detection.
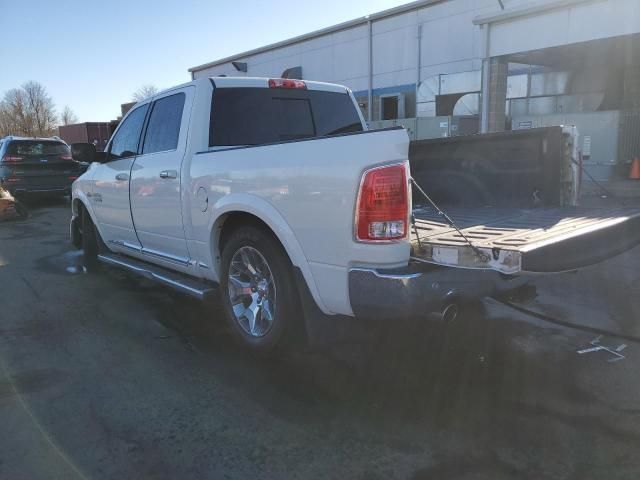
<box><xmin>227</xmin><ymin>246</ymin><xmax>277</xmax><ymax>337</ymax></box>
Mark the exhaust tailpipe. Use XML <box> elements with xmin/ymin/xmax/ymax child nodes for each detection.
<box><xmin>441</xmin><ymin>303</ymin><xmax>459</xmax><ymax>323</ymax></box>
<box><xmin>428</xmin><ymin>302</ymin><xmax>459</xmax><ymax>322</ymax></box>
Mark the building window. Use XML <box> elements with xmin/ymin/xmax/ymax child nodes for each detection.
<box><xmin>380</xmin><ymin>94</ymin><xmax>405</xmax><ymax>120</ymax></box>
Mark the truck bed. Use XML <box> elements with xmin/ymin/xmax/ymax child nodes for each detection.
<box><xmin>411</xmin><ymin>205</ymin><xmax>640</xmax><ymax>274</ymax></box>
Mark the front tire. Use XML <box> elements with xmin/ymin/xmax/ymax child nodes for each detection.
<box><xmin>80</xmin><ymin>206</ymin><xmax>99</xmax><ymax>263</ymax></box>
<box><xmin>219</xmin><ymin>225</ymin><xmax>299</xmax><ymax>352</ymax></box>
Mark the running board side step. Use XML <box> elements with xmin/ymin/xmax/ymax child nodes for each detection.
<box><xmin>97</xmin><ymin>253</ymin><xmax>218</xmax><ymax>301</ymax></box>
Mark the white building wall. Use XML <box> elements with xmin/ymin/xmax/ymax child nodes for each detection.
<box><xmin>371</xmin><ymin>11</ymin><xmax>419</xmax><ymax>89</ymax></box>
<box><xmin>486</xmin><ymin>0</ymin><xmax>640</xmax><ymax>57</ymax></box>
<box><xmin>192</xmin><ymin>0</ymin><xmax>507</xmax><ymax>93</ymax></box>
<box><xmin>191</xmin><ymin>0</ymin><xmax>640</xmax><ymax>115</ymax></box>
<box><xmin>193</xmin><ymin>24</ymin><xmax>371</xmax><ymax>92</ymax></box>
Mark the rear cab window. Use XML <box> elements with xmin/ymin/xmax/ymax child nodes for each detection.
<box><xmin>210</xmin><ymin>87</ymin><xmax>363</xmax><ymax>147</ymax></box>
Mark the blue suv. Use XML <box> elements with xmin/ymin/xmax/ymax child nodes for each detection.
<box><xmin>0</xmin><ymin>136</ymin><xmax>87</xmax><ymax>196</ymax></box>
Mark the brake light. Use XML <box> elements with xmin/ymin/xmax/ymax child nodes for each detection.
<box><xmin>268</xmin><ymin>78</ymin><xmax>306</xmax><ymax>89</ymax></box>
<box><xmin>5</xmin><ymin>177</ymin><xmax>21</xmax><ymax>183</ymax></box>
<box><xmin>355</xmin><ymin>163</ymin><xmax>409</xmax><ymax>242</ymax></box>
<box><xmin>2</xmin><ymin>155</ymin><xmax>23</xmax><ymax>163</ymax></box>
<box><xmin>68</xmin><ymin>176</ymin><xmax>78</xmax><ymax>181</ymax></box>
<box><xmin>60</xmin><ymin>154</ymin><xmax>73</xmax><ymax>161</ymax></box>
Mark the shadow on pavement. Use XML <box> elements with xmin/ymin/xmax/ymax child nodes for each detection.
<box><xmin>95</xmin><ymin>262</ymin><xmax>596</xmax><ymax>429</ymax></box>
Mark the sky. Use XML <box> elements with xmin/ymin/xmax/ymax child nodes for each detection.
<box><xmin>0</xmin><ymin>0</ymin><xmax>407</xmax><ymax>123</ymax></box>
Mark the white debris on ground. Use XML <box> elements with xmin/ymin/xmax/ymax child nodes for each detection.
<box><xmin>0</xmin><ymin>187</ymin><xmax>26</xmax><ymax>221</ymax></box>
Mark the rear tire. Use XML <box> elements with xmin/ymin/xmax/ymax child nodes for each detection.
<box><xmin>219</xmin><ymin>225</ymin><xmax>299</xmax><ymax>352</ymax></box>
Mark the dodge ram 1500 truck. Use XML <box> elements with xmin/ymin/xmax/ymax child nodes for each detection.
<box><xmin>69</xmin><ymin>76</ymin><xmax>640</xmax><ymax>351</ymax></box>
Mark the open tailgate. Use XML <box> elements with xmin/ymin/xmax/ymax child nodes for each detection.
<box><xmin>411</xmin><ymin>206</ymin><xmax>640</xmax><ymax>274</ymax></box>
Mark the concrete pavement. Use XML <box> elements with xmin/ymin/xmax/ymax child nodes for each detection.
<box><xmin>1</xmin><ymin>198</ymin><xmax>640</xmax><ymax>479</ymax></box>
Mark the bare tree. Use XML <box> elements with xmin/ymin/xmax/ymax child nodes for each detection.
<box><xmin>132</xmin><ymin>85</ymin><xmax>159</xmax><ymax>102</ymax></box>
<box><xmin>23</xmin><ymin>81</ymin><xmax>57</xmax><ymax>136</ymax></box>
<box><xmin>0</xmin><ymin>104</ymin><xmax>14</xmax><ymax>137</ymax></box>
<box><xmin>1</xmin><ymin>88</ymin><xmax>29</xmax><ymax>136</ymax></box>
<box><xmin>0</xmin><ymin>81</ymin><xmax>57</xmax><ymax>137</ymax></box>
<box><xmin>60</xmin><ymin>105</ymin><xmax>78</xmax><ymax>126</ymax></box>
<box><xmin>0</xmin><ymin>107</ymin><xmax>9</xmax><ymax>137</ymax></box>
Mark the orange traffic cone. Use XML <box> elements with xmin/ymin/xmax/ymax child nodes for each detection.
<box><xmin>630</xmin><ymin>157</ymin><xmax>640</xmax><ymax>180</ymax></box>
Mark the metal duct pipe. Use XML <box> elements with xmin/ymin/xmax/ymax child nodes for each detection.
<box><xmin>416</xmin><ymin>23</ymin><xmax>422</xmax><ymax>138</ymax></box>
<box><xmin>480</xmin><ymin>24</ymin><xmax>491</xmax><ymax>133</ymax></box>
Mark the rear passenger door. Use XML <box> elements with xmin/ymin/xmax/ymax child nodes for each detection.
<box><xmin>130</xmin><ymin>87</ymin><xmax>193</xmax><ymax>265</ymax></box>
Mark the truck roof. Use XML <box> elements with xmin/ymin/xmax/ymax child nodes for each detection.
<box><xmin>210</xmin><ymin>76</ymin><xmax>350</xmax><ymax>93</ymax></box>
<box><xmin>133</xmin><ymin>76</ymin><xmax>351</xmax><ymax>106</ymax></box>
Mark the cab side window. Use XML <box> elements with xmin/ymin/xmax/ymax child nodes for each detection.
<box><xmin>142</xmin><ymin>93</ymin><xmax>185</xmax><ymax>154</ymax></box>
<box><xmin>109</xmin><ymin>104</ymin><xmax>149</xmax><ymax>160</ymax></box>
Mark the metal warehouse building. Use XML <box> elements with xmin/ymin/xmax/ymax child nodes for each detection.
<box><xmin>190</xmin><ymin>0</ymin><xmax>640</xmax><ymax>180</ymax></box>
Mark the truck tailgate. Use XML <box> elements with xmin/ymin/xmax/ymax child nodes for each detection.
<box><xmin>411</xmin><ymin>206</ymin><xmax>640</xmax><ymax>274</ymax></box>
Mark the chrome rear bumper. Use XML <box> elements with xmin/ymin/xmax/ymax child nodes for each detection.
<box><xmin>348</xmin><ymin>264</ymin><xmax>528</xmax><ymax>320</ymax></box>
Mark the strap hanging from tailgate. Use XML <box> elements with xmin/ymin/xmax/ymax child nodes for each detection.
<box><xmin>410</xmin><ymin>177</ymin><xmax>489</xmax><ymax>263</ymax></box>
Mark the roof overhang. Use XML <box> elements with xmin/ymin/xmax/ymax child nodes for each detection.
<box><xmin>473</xmin><ymin>0</ymin><xmax>600</xmax><ymax>26</ymax></box>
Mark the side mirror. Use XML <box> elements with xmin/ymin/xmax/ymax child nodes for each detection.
<box><xmin>71</xmin><ymin>143</ymin><xmax>97</xmax><ymax>163</ymax></box>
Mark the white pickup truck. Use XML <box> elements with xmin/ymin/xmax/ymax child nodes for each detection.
<box><xmin>70</xmin><ymin>76</ymin><xmax>640</xmax><ymax>351</ymax></box>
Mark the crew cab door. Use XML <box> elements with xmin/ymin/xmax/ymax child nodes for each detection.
<box><xmin>130</xmin><ymin>87</ymin><xmax>193</xmax><ymax>264</ymax></box>
<box><xmin>92</xmin><ymin>102</ymin><xmax>150</xmax><ymax>248</ymax></box>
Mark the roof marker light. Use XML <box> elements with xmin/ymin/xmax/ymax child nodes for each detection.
<box><xmin>268</xmin><ymin>78</ymin><xmax>307</xmax><ymax>89</ymax></box>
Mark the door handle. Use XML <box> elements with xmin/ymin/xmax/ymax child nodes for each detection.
<box><xmin>115</xmin><ymin>173</ymin><xmax>129</xmax><ymax>181</ymax></box>
<box><xmin>159</xmin><ymin>170</ymin><xmax>178</xmax><ymax>179</ymax></box>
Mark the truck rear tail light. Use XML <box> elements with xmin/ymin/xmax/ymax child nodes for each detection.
<box><xmin>268</xmin><ymin>78</ymin><xmax>307</xmax><ymax>89</ymax></box>
<box><xmin>355</xmin><ymin>163</ymin><xmax>409</xmax><ymax>242</ymax></box>
<box><xmin>5</xmin><ymin>177</ymin><xmax>21</xmax><ymax>183</ymax></box>
<box><xmin>2</xmin><ymin>155</ymin><xmax>23</xmax><ymax>164</ymax></box>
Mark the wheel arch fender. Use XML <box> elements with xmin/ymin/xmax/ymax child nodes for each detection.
<box><xmin>209</xmin><ymin>194</ymin><xmax>332</xmax><ymax>315</ymax></box>
<box><xmin>71</xmin><ymin>193</ymin><xmax>107</xmax><ymax>246</ymax></box>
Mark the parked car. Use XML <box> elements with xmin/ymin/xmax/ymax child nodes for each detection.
<box><xmin>0</xmin><ymin>136</ymin><xmax>86</xmax><ymax>196</ymax></box>
<box><xmin>69</xmin><ymin>77</ymin><xmax>640</xmax><ymax>352</ymax></box>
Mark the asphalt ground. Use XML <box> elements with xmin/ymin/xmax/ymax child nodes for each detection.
<box><xmin>1</xmin><ymin>197</ymin><xmax>639</xmax><ymax>480</ymax></box>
